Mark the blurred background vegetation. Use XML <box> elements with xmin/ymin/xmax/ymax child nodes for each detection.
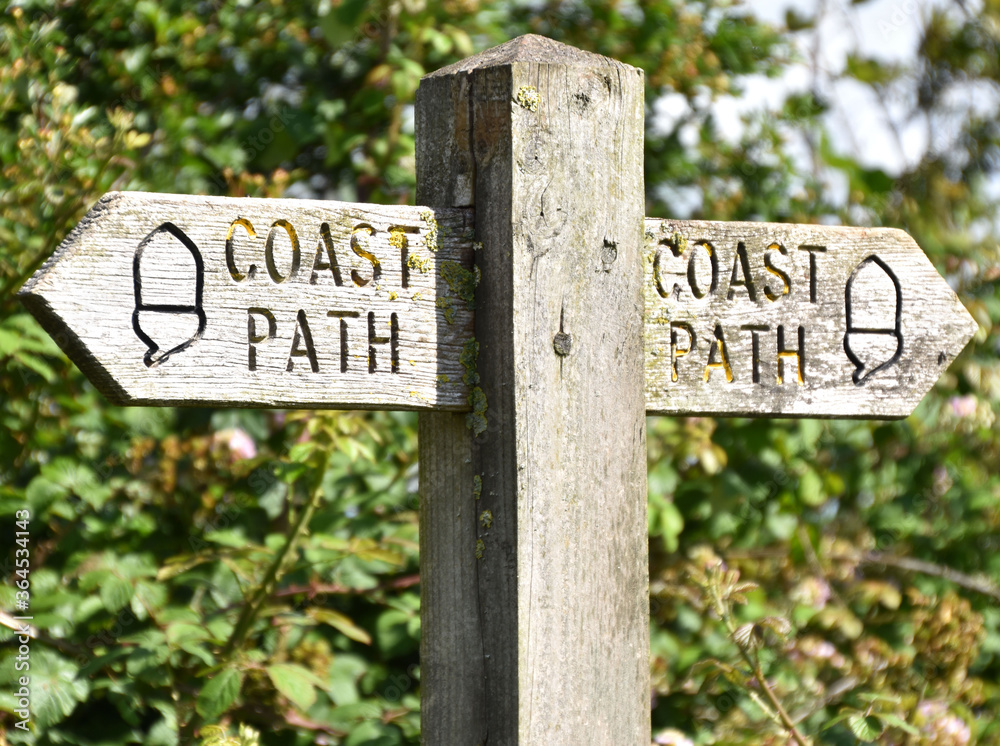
<box><xmin>0</xmin><ymin>0</ymin><xmax>998</xmax><ymax>744</ymax></box>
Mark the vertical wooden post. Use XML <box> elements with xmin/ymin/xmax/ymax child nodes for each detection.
<box><xmin>417</xmin><ymin>35</ymin><xmax>649</xmax><ymax>744</ymax></box>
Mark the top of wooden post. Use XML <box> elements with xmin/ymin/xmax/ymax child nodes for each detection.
<box><xmin>423</xmin><ymin>33</ymin><xmax>638</xmax><ymax>78</ymax></box>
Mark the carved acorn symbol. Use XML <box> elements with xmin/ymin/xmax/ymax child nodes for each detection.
<box><xmin>843</xmin><ymin>255</ymin><xmax>902</xmax><ymax>384</ymax></box>
<box><xmin>132</xmin><ymin>222</ymin><xmax>206</xmax><ymax>367</ymax></box>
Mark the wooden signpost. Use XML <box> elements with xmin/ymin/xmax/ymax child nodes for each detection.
<box><xmin>18</xmin><ymin>34</ymin><xmax>978</xmax><ymax>746</ymax></box>
<box><xmin>19</xmin><ymin>193</ymin><xmax>477</xmax><ymax>410</ymax></box>
<box><xmin>643</xmin><ymin>218</ymin><xmax>977</xmax><ymax>418</ymax></box>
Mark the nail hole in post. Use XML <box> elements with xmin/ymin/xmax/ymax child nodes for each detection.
<box><xmin>553</xmin><ymin>332</ymin><xmax>572</xmax><ymax>356</ymax></box>
<box><xmin>600</xmin><ymin>238</ymin><xmax>618</xmax><ymax>272</ymax></box>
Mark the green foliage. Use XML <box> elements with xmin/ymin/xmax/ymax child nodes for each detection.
<box><xmin>1</xmin><ymin>0</ymin><xmax>999</xmax><ymax>744</ymax></box>
<box><xmin>200</xmin><ymin>723</ymin><xmax>260</xmax><ymax>746</ymax></box>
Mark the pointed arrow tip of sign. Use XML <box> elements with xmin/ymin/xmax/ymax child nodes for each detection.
<box><xmin>18</xmin><ymin>191</ymin><xmax>127</xmax><ymax>294</ymax></box>
<box><xmin>17</xmin><ymin>286</ymin><xmax>133</xmax><ymax>406</ymax></box>
<box><xmin>944</xmin><ymin>288</ymin><xmax>980</xmax><ymax>365</ymax></box>
<box><xmin>17</xmin><ymin>191</ymin><xmax>135</xmax><ymax>406</ymax></box>
<box><xmin>960</xmin><ymin>303</ymin><xmax>980</xmax><ymax>346</ymax></box>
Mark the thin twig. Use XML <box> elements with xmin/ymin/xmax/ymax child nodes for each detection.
<box><xmin>184</xmin><ymin>451</ymin><xmax>331</xmax><ymax>739</ymax></box>
<box><xmin>0</xmin><ymin>610</ymin><xmax>90</xmax><ymax>660</ymax></box>
<box><xmin>740</xmin><ymin>647</ymin><xmax>811</xmax><ymax>746</ymax></box>
<box><xmin>709</xmin><ymin>585</ymin><xmax>811</xmax><ymax>746</ymax></box>
<box><xmin>725</xmin><ymin>546</ymin><xmax>1000</xmax><ymax>603</ymax></box>
<box><xmin>272</xmin><ymin>574</ymin><xmax>420</xmax><ymax>599</ymax></box>
<box><xmin>221</xmin><ymin>450</ymin><xmax>331</xmax><ymax>661</ymax></box>
<box><xmin>851</xmin><ymin>551</ymin><xmax>1000</xmax><ymax>603</ymax></box>
<box><xmin>790</xmin><ymin>675</ymin><xmax>859</xmax><ymax>725</ymax></box>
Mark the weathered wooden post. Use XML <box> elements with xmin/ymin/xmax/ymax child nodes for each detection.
<box><xmin>415</xmin><ymin>36</ymin><xmax>649</xmax><ymax>744</ymax></box>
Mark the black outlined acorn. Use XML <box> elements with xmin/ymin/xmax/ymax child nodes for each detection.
<box><xmin>844</xmin><ymin>255</ymin><xmax>902</xmax><ymax>384</ymax></box>
<box><xmin>132</xmin><ymin>222</ymin><xmax>205</xmax><ymax>367</ymax></box>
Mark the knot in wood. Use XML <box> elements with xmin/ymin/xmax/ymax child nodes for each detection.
<box><xmin>553</xmin><ymin>331</ymin><xmax>573</xmax><ymax>356</ymax></box>
<box><xmin>600</xmin><ymin>239</ymin><xmax>618</xmax><ymax>271</ymax></box>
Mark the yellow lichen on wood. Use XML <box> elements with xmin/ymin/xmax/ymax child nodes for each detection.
<box><xmin>389</xmin><ymin>227</ymin><xmax>408</xmax><ymax>249</ymax></box>
<box><xmin>420</xmin><ymin>209</ymin><xmax>440</xmax><ymax>252</ymax></box>
<box><xmin>466</xmin><ymin>386</ymin><xmax>487</xmax><ymax>436</ymax></box>
<box><xmin>515</xmin><ymin>85</ymin><xmax>540</xmax><ymax>112</ymax></box>
<box><xmin>407</xmin><ymin>253</ymin><xmax>431</xmax><ymax>273</ymax></box>
<box><xmin>441</xmin><ymin>260</ymin><xmax>479</xmax><ymax>309</ymax></box>
<box><xmin>436</xmin><ymin>296</ymin><xmax>456</xmax><ymax>324</ymax></box>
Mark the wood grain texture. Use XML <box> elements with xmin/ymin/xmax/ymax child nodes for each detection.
<box><xmin>416</xmin><ymin>413</ymin><xmax>487</xmax><ymax>745</ymax></box>
<box><xmin>643</xmin><ymin>218</ymin><xmax>979</xmax><ymax>418</ymax></box>
<box><xmin>418</xmin><ymin>34</ymin><xmax>650</xmax><ymax>744</ymax></box>
<box><xmin>18</xmin><ymin>192</ymin><xmax>475</xmax><ymax>410</ymax></box>
<box><xmin>415</xmin><ymin>48</ymin><xmax>488</xmax><ymax>746</ymax></box>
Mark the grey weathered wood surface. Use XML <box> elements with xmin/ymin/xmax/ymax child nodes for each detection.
<box><xmin>18</xmin><ymin>192</ymin><xmax>475</xmax><ymax>410</ymax></box>
<box><xmin>643</xmin><ymin>218</ymin><xmax>979</xmax><ymax>418</ymax></box>
<box><xmin>416</xmin><ymin>51</ymin><xmax>487</xmax><ymax>744</ymax></box>
<box><xmin>416</xmin><ymin>414</ymin><xmax>487</xmax><ymax>744</ymax></box>
<box><xmin>416</xmin><ymin>34</ymin><xmax>649</xmax><ymax>744</ymax></box>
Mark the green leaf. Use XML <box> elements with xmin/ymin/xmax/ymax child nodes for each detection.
<box><xmin>0</xmin><ymin>328</ymin><xmax>23</xmax><ymax>356</ymax></box>
<box><xmin>651</xmin><ymin>497</ymin><xmax>684</xmax><ymax>552</ymax></box>
<box><xmin>29</xmin><ymin>650</ymin><xmax>91</xmax><ymax>729</ymax></box>
<box><xmin>199</xmin><ymin>724</ymin><xmax>236</xmax><ymax>746</ymax></box>
<box><xmin>157</xmin><ymin>553</ymin><xmax>217</xmax><ymax>580</ymax></box>
<box><xmin>845</xmin><ymin>54</ymin><xmax>900</xmax><ymax>85</ymax></box>
<box><xmin>25</xmin><ymin>476</ymin><xmax>68</xmax><ymax>515</ymax></box>
<box><xmin>127</xmin><ymin>649</ymin><xmax>172</xmax><ymax>686</ymax></box>
<box><xmin>177</xmin><ymin>640</ymin><xmax>215</xmax><ymax>668</ymax></box>
<box><xmin>352</xmin><ymin>542</ymin><xmax>405</xmax><ymax>566</ymax></box>
<box><xmin>41</xmin><ymin>458</ymin><xmax>111</xmax><ymax>510</ymax></box>
<box><xmin>203</xmin><ymin>141</ymin><xmax>249</xmax><ymax>172</ymax></box>
<box><xmin>345</xmin><ymin>720</ymin><xmax>402</xmax><ymax>746</ymax></box>
<box><xmin>328</xmin><ymin>655</ymin><xmax>366</xmax><ymax>705</ymax></box>
<box><xmin>166</xmin><ymin>622</ymin><xmax>211</xmax><ymax>646</ymax></box>
<box><xmin>375</xmin><ymin>609</ymin><xmax>417</xmax><ymax>658</ymax></box>
<box><xmin>12</xmin><ymin>350</ymin><xmax>57</xmax><ymax>381</ymax></box>
<box><xmin>798</xmin><ymin>469</ymin><xmax>825</xmax><ymax>506</ymax></box>
<box><xmin>823</xmin><ymin>711</ymin><xmax>853</xmax><ymax>731</ymax></box>
<box><xmin>77</xmin><ymin>648</ymin><xmax>131</xmax><ymax>677</ymax></box>
<box><xmin>784</xmin><ymin>8</ymin><xmax>815</xmax><ymax>31</ymax></box>
<box><xmin>266</xmin><ymin>662</ymin><xmax>321</xmax><ymax>712</ymax></box>
<box><xmin>308</xmin><ymin>608</ymin><xmax>372</xmax><ymax>645</ymax></box>
<box><xmin>857</xmin><ymin>692</ymin><xmax>902</xmax><ymax>704</ymax></box>
<box><xmin>100</xmin><ymin>575</ymin><xmax>133</xmax><ymax>612</ymax></box>
<box><xmin>812</xmin><ymin>606</ymin><xmax>864</xmax><ymax>639</ymax></box>
<box><xmin>848</xmin><ymin>713</ymin><xmax>885</xmax><ymax>742</ymax></box>
<box><xmin>79</xmin><ymin>569</ymin><xmax>111</xmax><ymax>592</ymax></box>
<box><xmin>289</xmin><ymin>441</ymin><xmax>320</xmax><ymax>463</ymax></box>
<box><xmin>196</xmin><ymin>668</ymin><xmax>242</xmax><ymax>721</ymax></box>
<box><xmin>148</xmin><ymin>714</ymin><xmax>180</xmax><ymax>746</ymax></box>
<box><xmin>764</xmin><ymin>508</ymin><xmax>798</xmax><ymax>540</ymax></box>
<box><xmin>204</xmin><ymin>529</ymin><xmax>254</xmax><ymax>549</ymax></box>
<box><xmin>880</xmin><ymin>712</ymin><xmax>920</xmax><ymax>735</ymax></box>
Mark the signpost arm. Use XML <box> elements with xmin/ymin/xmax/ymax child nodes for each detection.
<box><xmin>416</xmin><ymin>35</ymin><xmax>649</xmax><ymax>743</ymax></box>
